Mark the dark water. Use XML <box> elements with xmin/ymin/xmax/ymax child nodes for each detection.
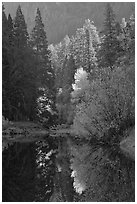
<box><xmin>2</xmin><ymin>136</ymin><xmax>57</xmax><ymax>202</ymax></box>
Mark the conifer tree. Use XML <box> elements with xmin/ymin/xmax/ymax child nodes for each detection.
<box><xmin>122</xmin><ymin>15</ymin><xmax>135</xmax><ymax>58</ymax></box>
<box><xmin>6</xmin><ymin>14</ymin><xmax>15</xmax><ymax>71</ymax></box>
<box><xmin>2</xmin><ymin>6</ymin><xmax>17</xmax><ymax>120</ymax></box>
<box><xmin>97</xmin><ymin>3</ymin><xmax>121</xmax><ymax>69</ymax></box>
<box><xmin>10</xmin><ymin>5</ymin><xmax>36</xmax><ymax>121</ymax></box>
<box><xmin>72</xmin><ymin>27</ymin><xmax>85</xmax><ymax>70</ymax></box>
<box><xmin>49</xmin><ymin>35</ymin><xmax>72</xmax><ymax>94</ymax></box>
<box><xmin>30</xmin><ymin>8</ymin><xmax>56</xmax><ymax>125</ymax></box>
<box><xmin>116</xmin><ymin>15</ymin><xmax>135</xmax><ymax>68</ymax></box>
<box><xmin>7</xmin><ymin>14</ymin><xmax>14</xmax><ymax>47</ymax></box>
<box><xmin>83</xmin><ymin>19</ymin><xmax>99</xmax><ymax>73</ymax></box>
<box><xmin>2</xmin><ymin>4</ymin><xmax>8</xmax><ymax>65</ymax></box>
<box><xmin>2</xmin><ymin>5</ymin><xmax>56</xmax><ymax>203</ymax></box>
<box><xmin>72</xmin><ymin>19</ymin><xmax>99</xmax><ymax>74</ymax></box>
<box><xmin>2</xmin><ymin>4</ymin><xmax>8</xmax><ymax>48</ymax></box>
<box><xmin>2</xmin><ymin>4</ymin><xmax>9</xmax><ymax>118</ymax></box>
<box><xmin>2</xmin><ymin>5</ymin><xmax>38</xmax><ymax>121</ymax></box>
<box><xmin>83</xmin><ymin>28</ymin><xmax>97</xmax><ymax>73</ymax></box>
<box><xmin>30</xmin><ymin>8</ymin><xmax>55</xmax><ymax>89</ymax></box>
<box><xmin>2</xmin><ymin>4</ymin><xmax>10</xmax><ymax>71</ymax></box>
<box><xmin>14</xmin><ymin>5</ymin><xmax>28</xmax><ymax>48</ymax></box>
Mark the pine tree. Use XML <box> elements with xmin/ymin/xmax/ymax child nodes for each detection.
<box><xmin>6</xmin><ymin>14</ymin><xmax>15</xmax><ymax>72</ymax></box>
<box><xmin>115</xmin><ymin>15</ymin><xmax>135</xmax><ymax>68</ymax></box>
<box><xmin>2</xmin><ymin>4</ymin><xmax>8</xmax><ymax>48</ymax></box>
<box><xmin>84</xmin><ymin>29</ymin><xmax>91</xmax><ymax>72</ymax></box>
<box><xmin>2</xmin><ymin>4</ymin><xmax>9</xmax><ymax>119</ymax></box>
<box><xmin>30</xmin><ymin>8</ymin><xmax>54</xmax><ymax>89</ymax></box>
<box><xmin>2</xmin><ymin>6</ymin><xmax>17</xmax><ymax>120</ymax></box>
<box><xmin>7</xmin><ymin>14</ymin><xmax>14</xmax><ymax>47</ymax></box>
<box><xmin>97</xmin><ymin>3</ymin><xmax>121</xmax><ymax>69</ymax></box>
<box><xmin>83</xmin><ymin>28</ymin><xmax>97</xmax><ymax>73</ymax></box>
<box><xmin>84</xmin><ymin>19</ymin><xmax>100</xmax><ymax>51</ymax></box>
<box><xmin>14</xmin><ymin>5</ymin><xmax>28</xmax><ymax>48</ymax></box>
<box><xmin>10</xmin><ymin>5</ymin><xmax>36</xmax><ymax>121</ymax></box>
<box><xmin>122</xmin><ymin>15</ymin><xmax>135</xmax><ymax>58</ymax></box>
<box><xmin>72</xmin><ymin>27</ymin><xmax>85</xmax><ymax>69</ymax></box>
<box><xmin>2</xmin><ymin>3</ymin><xmax>8</xmax><ymax>66</ymax></box>
<box><xmin>50</xmin><ymin>35</ymin><xmax>72</xmax><ymax>93</ymax></box>
<box><xmin>48</xmin><ymin>44</ymin><xmax>61</xmax><ymax>92</ymax></box>
<box><xmin>2</xmin><ymin>4</ymin><xmax>10</xmax><ymax>68</ymax></box>
<box><xmin>72</xmin><ymin>19</ymin><xmax>99</xmax><ymax>74</ymax></box>
<box><xmin>30</xmin><ymin>8</ymin><xmax>56</xmax><ymax>125</ymax></box>
<box><xmin>2</xmin><ymin>6</ymin><xmax>57</xmax><ymax>203</ymax></box>
<box><xmin>2</xmin><ymin>5</ymin><xmax>38</xmax><ymax>121</ymax></box>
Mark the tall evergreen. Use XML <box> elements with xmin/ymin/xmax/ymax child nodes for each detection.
<box><xmin>2</xmin><ymin>4</ymin><xmax>8</xmax><ymax>65</ymax></box>
<box><xmin>7</xmin><ymin>14</ymin><xmax>14</xmax><ymax>47</ymax></box>
<box><xmin>123</xmin><ymin>15</ymin><xmax>135</xmax><ymax>58</ymax></box>
<box><xmin>2</xmin><ymin>4</ymin><xmax>10</xmax><ymax>67</ymax></box>
<box><xmin>11</xmin><ymin>5</ymin><xmax>35</xmax><ymax>121</ymax></box>
<box><xmin>30</xmin><ymin>8</ymin><xmax>56</xmax><ymax>125</ymax></box>
<box><xmin>6</xmin><ymin>14</ymin><xmax>14</xmax><ymax>69</ymax></box>
<box><xmin>2</xmin><ymin>5</ymin><xmax>15</xmax><ymax>120</ymax></box>
<box><xmin>72</xmin><ymin>19</ymin><xmax>99</xmax><ymax>74</ymax></box>
<box><xmin>2</xmin><ymin>5</ymin><xmax>38</xmax><ymax>121</ymax></box>
<box><xmin>2</xmin><ymin>4</ymin><xmax>8</xmax><ymax>48</ymax></box>
<box><xmin>83</xmin><ymin>20</ymin><xmax>99</xmax><ymax>73</ymax></box>
<box><xmin>83</xmin><ymin>28</ymin><xmax>96</xmax><ymax>73</ymax></box>
<box><xmin>72</xmin><ymin>27</ymin><xmax>85</xmax><ymax>70</ymax></box>
<box><xmin>30</xmin><ymin>8</ymin><xmax>54</xmax><ymax>89</ymax></box>
<box><xmin>2</xmin><ymin>4</ymin><xmax>9</xmax><ymax>119</ymax></box>
<box><xmin>97</xmin><ymin>3</ymin><xmax>121</xmax><ymax>69</ymax></box>
<box><xmin>84</xmin><ymin>29</ymin><xmax>91</xmax><ymax>72</ymax></box>
<box><xmin>13</xmin><ymin>5</ymin><xmax>28</xmax><ymax>48</ymax></box>
<box><xmin>115</xmin><ymin>15</ymin><xmax>135</xmax><ymax>68</ymax></box>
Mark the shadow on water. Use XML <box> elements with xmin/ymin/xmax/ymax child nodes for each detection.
<box><xmin>2</xmin><ymin>135</ymin><xmax>57</xmax><ymax>202</ymax></box>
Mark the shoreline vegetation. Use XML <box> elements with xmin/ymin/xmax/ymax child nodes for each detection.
<box><xmin>2</xmin><ymin>2</ymin><xmax>135</xmax><ymax>202</ymax></box>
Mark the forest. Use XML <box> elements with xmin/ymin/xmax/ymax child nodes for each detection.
<box><xmin>2</xmin><ymin>2</ymin><xmax>135</xmax><ymax>202</ymax></box>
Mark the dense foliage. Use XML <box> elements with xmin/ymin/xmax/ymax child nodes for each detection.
<box><xmin>68</xmin><ymin>4</ymin><xmax>135</xmax><ymax>202</ymax></box>
<box><xmin>3</xmin><ymin>5</ymin><xmax>56</xmax><ymax>123</ymax></box>
<box><xmin>97</xmin><ymin>3</ymin><xmax>122</xmax><ymax>69</ymax></box>
<box><xmin>2</xmin><ymin>2</ymin><xmax>135</xmax><ymax>202</ymax></box>
<box><xmin>3</xmin><ymin>5</ymin><xmax>37</xmax><ymax>121</ymax></box>
<box><xmin>2</xmin><ymin>4</ymin><xmax>57</xmax><ymax>202</ymax></box>
<box><xmin>70</xmin><ymin>64</ymin><xmax>134</xmax><ymax>201</ymax></box>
